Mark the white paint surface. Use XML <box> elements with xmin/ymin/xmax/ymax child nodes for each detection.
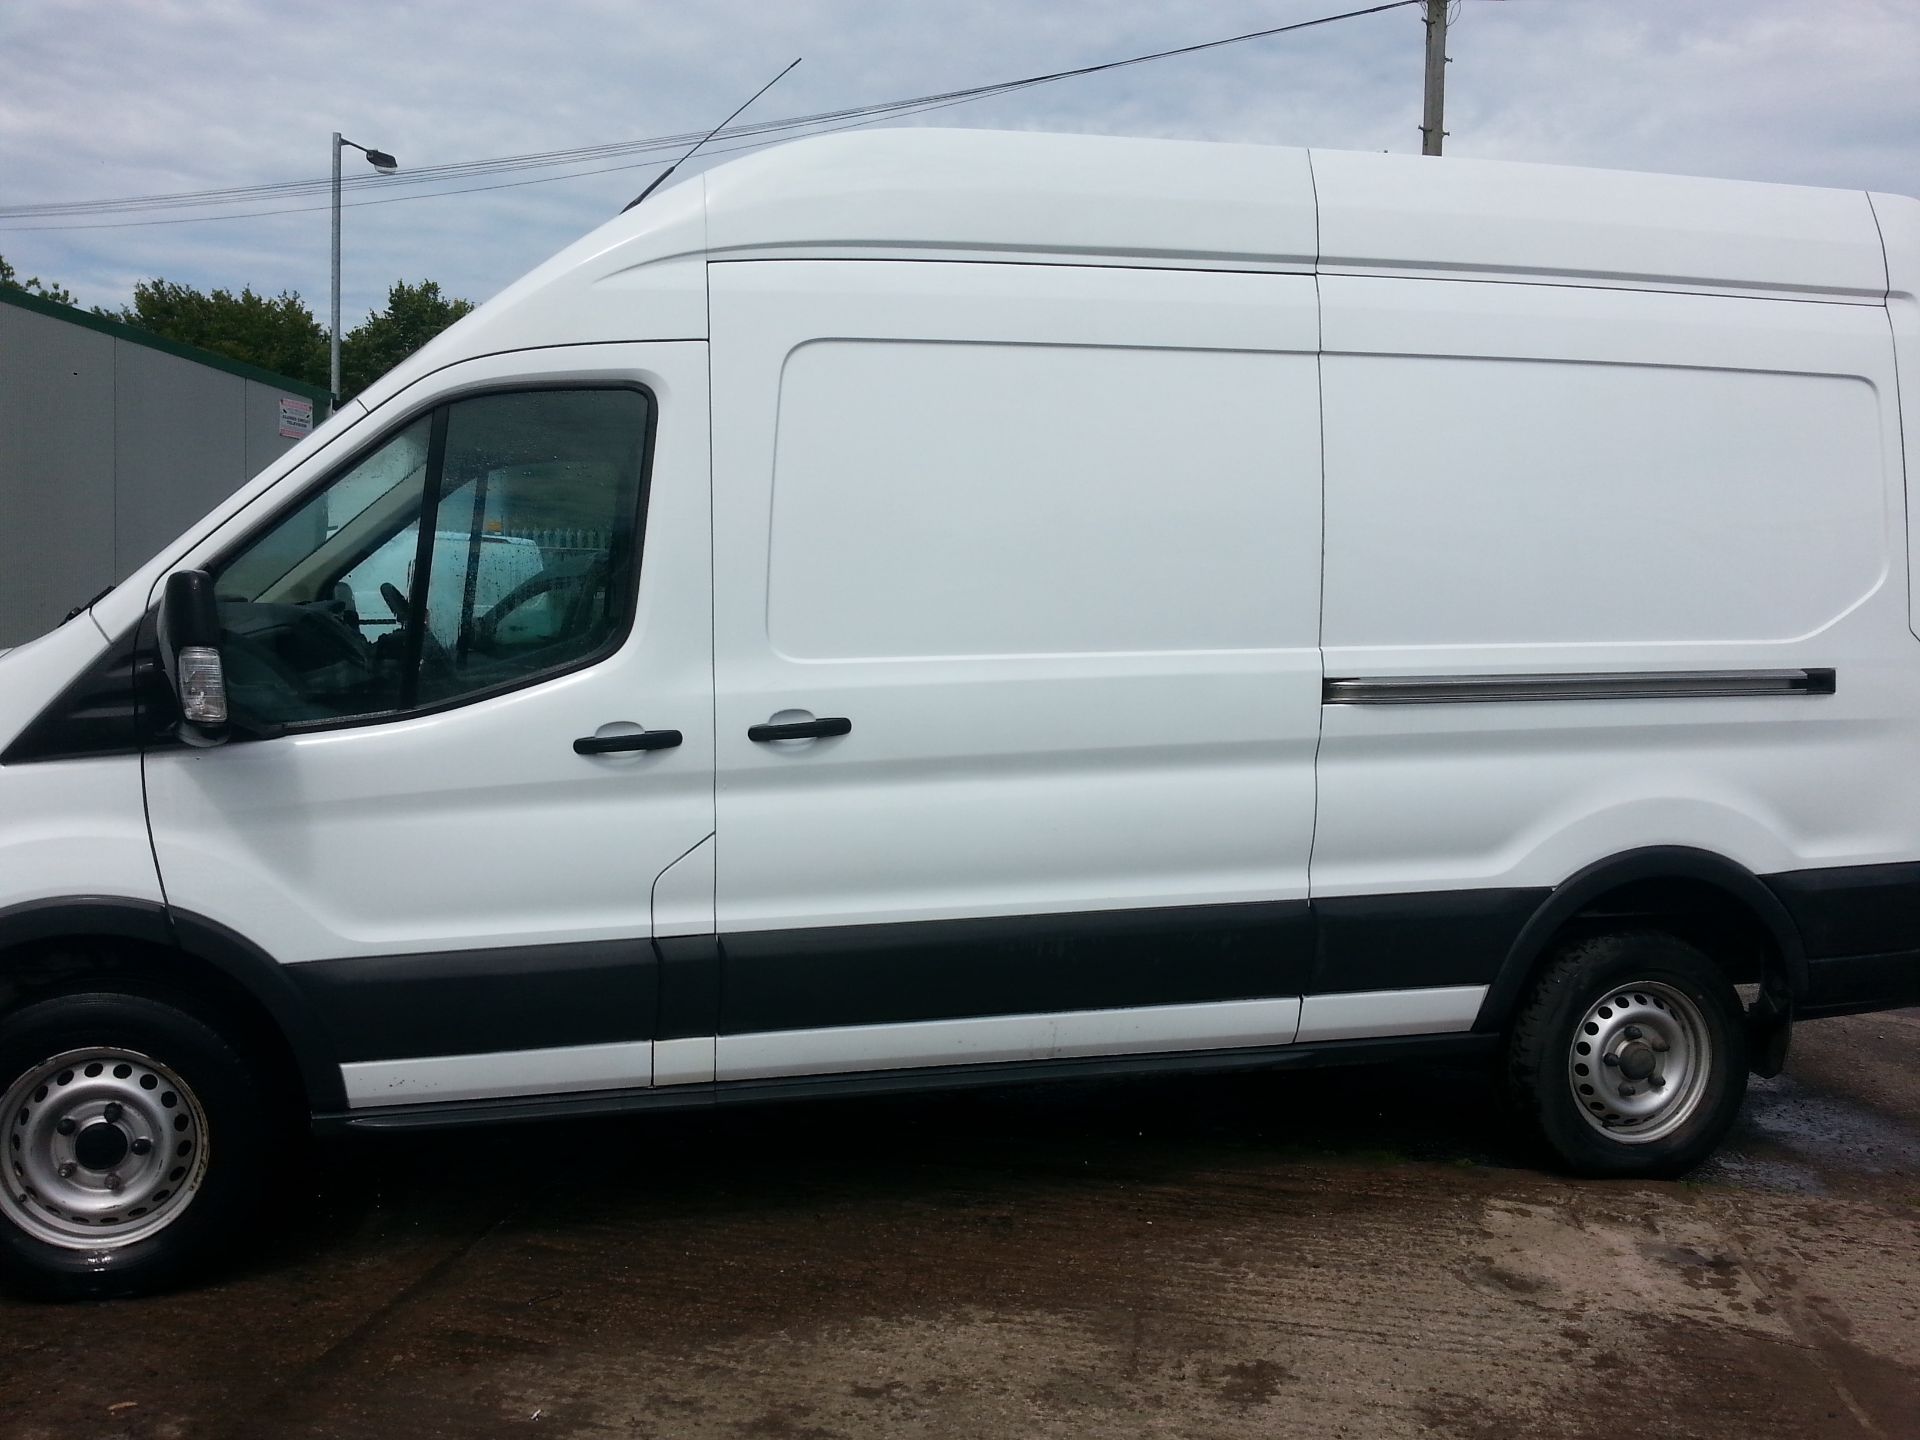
<box><xmin>344</xmin><ymin>1040</ymin><xmax>653</xmax><ymax>1109</ymax></box>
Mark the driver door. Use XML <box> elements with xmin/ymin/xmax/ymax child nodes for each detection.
<box><xmin>143</xmin><ymin>345</ymin><xmax>713</xmax><ymax>1109</ymax></box>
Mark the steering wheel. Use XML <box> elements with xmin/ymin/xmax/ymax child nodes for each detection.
<box><xmin>379</xmin><ymin>581</ymin><xmax>457</xmax><ymax>688</ymax></box>
<box><xmin>469</xmin><ymin>558</ymin><xmax>614</xmax><ymax>652</ymax></box>
<box><xmin>379</xmin><ymin>582</ymin><xmax>412</xmax><ymax>628</ymax></box>
<box><xmin>562</xmin><ymin>555</ymin><xmax>613</xmax><ymax>636</ymax></box>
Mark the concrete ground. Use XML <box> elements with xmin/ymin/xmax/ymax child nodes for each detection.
<box><xmin>1</xmin><ymin>1013</ymin><xmax>1916</xmax><ymax>1440</ymax></box>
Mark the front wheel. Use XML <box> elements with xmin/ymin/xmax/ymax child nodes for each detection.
<box><xmin>0</xmin><ymin>989</ymin><xmax>276</xmax><ymax>1299</ymax></box>
<box><xmin>1507</xmin><ymin>931</ymin><xmax>1748</xmax><ymax>1178</ymax></box>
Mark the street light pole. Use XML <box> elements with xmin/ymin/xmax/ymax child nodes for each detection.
<box><xmin>329</xmin><ymin>133</ymin><xmax>399</xmax><ymax>407</ymax></box>
<box><xmin>330</xmin><ymin>132</ymin><xmax>342</xmax><ymax>406</ymax></box>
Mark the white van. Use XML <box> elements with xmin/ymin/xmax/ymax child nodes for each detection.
<box><xmin>2</xmin><ymin>129</ymin><xmax>1917</xmax><ymax>1296</ymax></box>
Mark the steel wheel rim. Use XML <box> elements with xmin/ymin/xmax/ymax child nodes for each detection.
<box><xmin>2</xmin><ymin>1047</ymin><xmax>210</xmax><ymax>1250</ymax></box>
<box><xmin>1566</xmin><ymin>981</ymin><xmax>1713</xmax><ymax>1144</ymax></box>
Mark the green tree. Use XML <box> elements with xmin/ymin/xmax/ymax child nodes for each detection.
<box><xmin>339</xmin><ymin>279</ymin><xmax>475</xmax><ymax>401</ymax></box>
<box><xmin>115</xmin><ymin>280</ymin><xmax>328</xmax><ymax>389</ymax></box>
<box><xmin>0</xmin><ymin>253</ymin><xmax>76</xmax><ymax>306</ymax></box>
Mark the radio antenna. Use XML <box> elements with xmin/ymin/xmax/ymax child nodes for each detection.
<box><xmin>621</xmin><ymin>58</ymin><xmax>802</xmax><ymax>213</ymax></box>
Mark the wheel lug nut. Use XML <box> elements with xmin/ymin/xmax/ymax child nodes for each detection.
<box><xmin>1624</xmin><ymin>1026</ymin><xmax>1643</xmax><ymax>1041</ymax></box>
<box><xmin>103</xmin><ymin>1102</ymin><xmax>122</xmax><ymax>1123</ymax></box>
<box><xmin>1618</xmin><ymin>1085</ymin><xmax>1636</xmax><ymax>1097</ymax></box>
<box><xmin>105</xmin><ymin>1173</ymin><xmax>123</xmax><ymax>1193</ymax></box>
<box><xmin>1650</xmin><ymin>1077</ymin><xmax>1665</xmax><ymax>1090</ymax></box>
<box><xmin>1602</xmin><ymin>1054</ymin><xmax>1621</xmax><ymax>1068</ymax></box>
<box><xmin>56</xmin><ymin>1118</ymin><xmax>76</xmax><ymax>1136</ymax></box>
<box><xmin>57</xmin><ymin>1161</ymin><xmax>76</xmax><ymax>1179</ymax></box>
<box><xmin>131</xmin><ymin>1137</ymin><xmax>152</xmax><ymax>1156</ymax></box>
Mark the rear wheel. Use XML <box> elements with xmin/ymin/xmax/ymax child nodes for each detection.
<box><xmin>1507</xmin><ymin>931</ymin><xmax>1747</xmax><ymax>1177</ymax></box>
<box><xmin>0</xmin><ymin>989</ymin><xmax>276</xmax><ymax>1299</ymax></box>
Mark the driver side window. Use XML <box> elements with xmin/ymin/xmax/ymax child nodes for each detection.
<box><xmin>209</xmin><ymin>386</ymin><xmax>652</xmax><ymax>734</ymax></box>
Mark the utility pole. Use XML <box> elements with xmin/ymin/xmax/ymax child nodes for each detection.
<box><xmin>1420</xmin><ymin>0</ymin><xmax>1448</xmax><ymax>156</ymax></box>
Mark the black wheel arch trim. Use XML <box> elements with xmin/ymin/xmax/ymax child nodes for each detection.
<box><xmin>1472</xmin><ymin>847</ymin><xmax>1809</xmax><ymax>1033</ymax></box>
<box><xmin>0</xmin><ymin>895</ymin><xmax>175</xmax><ymax>951</ymax></box>
<box><xmin>0</xmin><ymin>897</ymin><xmax>346</xmax><ymax>1112</ymax></box>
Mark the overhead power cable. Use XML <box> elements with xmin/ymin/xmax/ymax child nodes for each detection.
<box><xmin>0</xmin><ymin>1</ymin><xmax>1419</xmax><ymax>233</ymax></box>
<box><xmin>0</xmin><ymin>89</ymin><xmax>1074</xmax><ymax>233</ymax></box>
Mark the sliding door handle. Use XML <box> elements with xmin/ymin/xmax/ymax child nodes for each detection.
<box><xmin>574</xmin><ymin>729</ymin><xmax>683</xmax><ymax>755</ymax></box>
<box><xmin>749</xmin><ymin>716</ymin><xmax>852</xmax><ymax>742</ymax></box>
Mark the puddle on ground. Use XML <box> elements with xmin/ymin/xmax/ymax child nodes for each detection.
<box><xmin>1696</xmin><ymin>1150</ymin><xmax>1831</xmax><ymax>1196</ymax></box>
<box><xmin>1698</xmin><ymin>1069</ymin><xmax>1920</xmax><ymax>1196</ymax></box>
<box><xmin>1741</xmin><ymin>1074</ymin><xmax>1920</xmax><ymax>1167</ymax></box>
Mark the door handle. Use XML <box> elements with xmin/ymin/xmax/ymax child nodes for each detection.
<box><xmin>748</xmin><ymin>716</ymin><xmax>852</xmax><ymax>742</ymax></box>
<box><xmin>573</xmin><ymin>729</ymin><xmax>683</xmax><ymax>755</ymax></box>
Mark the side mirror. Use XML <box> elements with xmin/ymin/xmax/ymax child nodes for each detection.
<box><xmin>157</xmin><ymin>570</ymin><xmax>229</xmax><ymax>748</ymax></box>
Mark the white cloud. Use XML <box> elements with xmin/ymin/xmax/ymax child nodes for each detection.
<box><xmin>1</xmin><ymin>0</ymin><xmax>1916</xmax><ymax>321</ymax></box>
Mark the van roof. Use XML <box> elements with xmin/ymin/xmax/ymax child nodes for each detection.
<box><xmin>704</xmin><ymin>128</ymin><xmax>1887</xmax><ymax>300</ymax></box>
<box><xmin>370</xmin><ymin>128</ymin><xmax>1895</xmax><ymax>408</ymax></box>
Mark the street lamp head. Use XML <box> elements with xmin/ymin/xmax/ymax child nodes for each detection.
<box><xmin>364</xmin><ymin>149</ymin><xmax>399</xmax><ymax>174</ymax></box>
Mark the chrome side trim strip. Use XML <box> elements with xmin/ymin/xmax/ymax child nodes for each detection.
<box><xmin>1323</xmin><ymin>669</ymin><xmax>1836</xmax><ymax>706</ymax></box>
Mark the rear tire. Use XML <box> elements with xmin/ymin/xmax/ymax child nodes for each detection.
<box><xmin>1507</xmin><ymin>931</ymin><xmax>1747</xmax><ymax>1178</ymax></box>
<box><xmin>0</xmin><ymin>988</ymin><xmax>276</xmax><ymax>1299</ymax></box>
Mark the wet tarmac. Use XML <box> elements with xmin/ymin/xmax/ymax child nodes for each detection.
<box><xmin>1</xmin><ymin>1011</ymin><xmax>1916</xmax><ymax>1439</ymax></box>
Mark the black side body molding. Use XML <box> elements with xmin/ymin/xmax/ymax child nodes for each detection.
<box><xmin>1763</xmin><ymin>862</ymin><xmax>1920</xmax><ymax>1017</ymax></box>
<box><xmin>282</xmin><ymin>939</ymin><xmax>658</xmax><ymax>1063</ymax></box>
<box><xmin>1311</xmin><ymin>887</ymin><xmax>1544</xmax><ymax>995</ymax></box>
<box><xmin>656</xmin><ymin>934</ymin><xmax>721</xmax><ymax>1040</ymax></box>
<box><xmin>715</xmin><ymin>900</ymin><xmax>1315</xmax><ymax>1035</ymax></box>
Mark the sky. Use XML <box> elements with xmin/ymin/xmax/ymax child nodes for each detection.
<box><xmin>2</xmin><ymin>0</ymin><xmax>1917</xmax><ymax>326</ymax></box>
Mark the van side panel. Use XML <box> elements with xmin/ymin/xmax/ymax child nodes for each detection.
<box><xmin>1321</xmin><ymin>279</ymin><xmax>1889</xmax><ymax>652</ymax></box>
<box><xmin>709</xmin><ymin>260</ymin><xmax>1323</xmax><ymax>1072</ymax></box>
<box><xmin>1312</xmin><ymin>277</ymin><xmax>1918</xmax><ymax>950</ymax></box>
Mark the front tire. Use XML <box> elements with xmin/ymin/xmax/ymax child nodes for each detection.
<box><xmin>0</xmin><ymin>989</ymin><xmax>275</xmax><ymax>1299</ymax></box>
<box><xmin>1507</xmin><ymin>931</ymin><xmax>1748</xmax><ymax>1178</ymax></box>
